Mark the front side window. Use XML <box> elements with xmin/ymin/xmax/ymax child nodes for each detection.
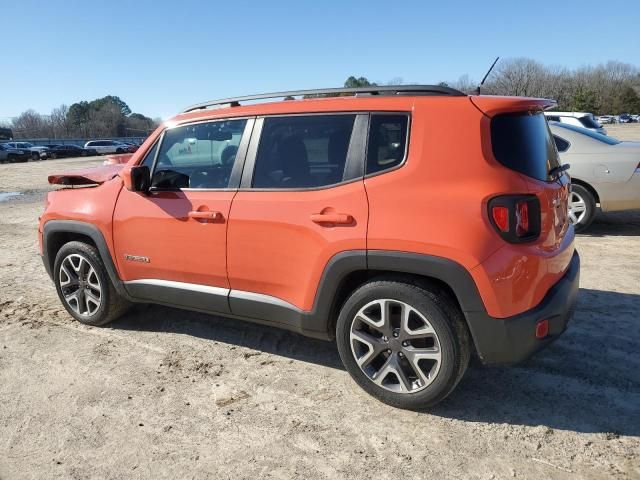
<box><xmin>252</xmin><ymin>114</ymin><xmax>356</xmax><ymax>189</ymax></box>
<box><xmin>366</xmin><ymin>114</ymin><xmax>409</xmax><ymax>175</ymax></box>
<box><xmin>140</xmin><ymin>141</ymin><xmax>159</xmax><ymax>168</ymax></box>
<box><xmin>152</xmin><ymin>119</ymin><xmax>247</xmax><ymax>189</ymax></box>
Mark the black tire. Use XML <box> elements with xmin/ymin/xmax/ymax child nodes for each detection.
<box><xmin>53</xmin><ymin>241</ymin><xmax>130</xmax><ymax>326</ymax></box>
<box><xmin>31</xmin><ymin>152</ymin><xmax>40</xmax><ymax>161</ymax></box>
<box><xmin>570</xmin><ymin>184</ymin><xmax>596</xmax><ymax>233</ymax></box>
<box><xmin>336</xmin><ymin>278</ymin><xmax>470</xmax><ymax>410</ymax></box>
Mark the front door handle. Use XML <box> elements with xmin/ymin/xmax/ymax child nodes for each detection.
<box><xmin>310</xmin><ymin>212</ymin><xmax>353</xmax><ymax>224</ymax></box>
<box><xmin>188</xmin><ymin>210</ymin><xmax>222</xmax><ymax>220</ymax></box>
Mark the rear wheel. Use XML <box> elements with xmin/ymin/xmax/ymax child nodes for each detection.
<box><xmin>54</xmin><ymin>241</ymin><xmax>130</xmax><ymax>326</ymax></box>
<box><xmin>336</xmin><ymin>279</ymin><xmax>470</xmax><ymax>409</ymax></box>
<box><xmin>569</xmin><ymin>184</ymin><xmax>596</xmax><ymax>232</ymax></box>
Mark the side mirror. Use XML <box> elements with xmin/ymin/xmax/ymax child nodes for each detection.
<box><xmin>122</xmin><ymin>165</ymin><xmax>150</xmax><ymax>192</ymax></box>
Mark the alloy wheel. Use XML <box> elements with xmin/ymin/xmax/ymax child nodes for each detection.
<box><xmin>59</xmin><ymin>254</ymin><xmax>102</xmax><ymax>317</ymax></box>
<box><xmin>568</xmin><ymin>191</ymin><xmax>587</xmax><ymax>225</ymax></box>
<box><xmin>350</xmin><ymin>299</ymin><xmax>442</xmax><ymax>394</ymax></box>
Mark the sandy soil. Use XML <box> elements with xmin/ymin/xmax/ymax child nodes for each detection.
<box><xmin>1</xmin><ymin>147</ymin><xmax>639</xmax><ymax>479</ymax></box>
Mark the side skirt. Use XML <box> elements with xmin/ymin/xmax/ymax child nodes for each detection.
<box><xmin>123</xmin><ymin>279</ymin><xmax>331</xmax><ymax>340</ymax></box>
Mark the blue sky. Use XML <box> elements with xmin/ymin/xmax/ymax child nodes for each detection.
<box><xmin>2</xmin><ymin>0</ymin><xmax>639</xmax><ymax>120</ymax></box>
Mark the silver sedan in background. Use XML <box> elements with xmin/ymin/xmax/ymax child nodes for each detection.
<box><xmin>549</xmin><ymin>122</ymin><xmax>640</xmax><ymax>232</ymax></box>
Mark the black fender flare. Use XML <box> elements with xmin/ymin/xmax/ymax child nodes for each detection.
<box><xmin>42</xmin><ymin>220</ymin><xmax>131</xmax><ymax>300</ymax></box>
<box><xmin>301</xmin><ymin>249</ymin><xmax>486</xmax><ymax>339</ymax></box>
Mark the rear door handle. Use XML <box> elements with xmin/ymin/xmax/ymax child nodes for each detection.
<box><xmin>188</xmin><ymin>210</ymin><xmax>222</xmax><ymax>220</ymax></box>
<box><xmin>310</xmin><ymin>213</ymin><xmax>353</xmax><ymax>224</ymax></box>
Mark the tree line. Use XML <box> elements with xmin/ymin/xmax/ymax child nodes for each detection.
<box><xmin>446</xmin><ymin>58</ymin><xmax>640</xmax><ymax>114</ymax></box>
<box><xmin>346</xmin><ymin>59</ymin><xmax>640</xmax><ymax>115</ymax></box>
<box><xmin>4</xmin><ymin>95</ymin><xmax>159</xmax><ymax>140</ymax></box>
<box><xmin>4</xmin><ymin>59</ymin><xmax>638</xmax><ymax>140</ymax></box>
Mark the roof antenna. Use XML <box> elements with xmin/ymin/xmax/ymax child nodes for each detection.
<box><xmin>476</xmin><ymin>56</ymin><xmax>500</xmax><ymax>95</ymax></box>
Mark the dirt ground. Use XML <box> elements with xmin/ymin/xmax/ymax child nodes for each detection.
<box><xmin>1</xmin><ymin>126</ymin><xmax>639</xmax><ymax>479</ymax></box>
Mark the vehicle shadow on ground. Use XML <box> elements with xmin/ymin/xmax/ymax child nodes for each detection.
<box><xmin>111</xmin><ymin>305</ymin><xmax>345</xmax><ymax>370</ymax></box>
<box><xmin>432</xmin><ymin>288</ymin><xmax>640</xmax><ymax>436</ymax></box>
<box><xmin>111</xmin><ymin>288</ymin><xmax>639</xmax><ymax>436</ymax></box>
<box><xmin>580</xmin><ymin>210</ymin><xmax>640</xmax><ymax>237</ymax></box>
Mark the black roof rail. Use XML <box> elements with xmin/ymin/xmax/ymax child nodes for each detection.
<box><xmin>182</xmin><ymin>85</ymin><xmax>466</xmax><ymax>113</ymax></box>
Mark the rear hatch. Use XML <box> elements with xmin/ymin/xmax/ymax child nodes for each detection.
<box><xmin>472</xmin><ymin>96</ymin><xmax>573</xmax><ymax>274</ymax></box>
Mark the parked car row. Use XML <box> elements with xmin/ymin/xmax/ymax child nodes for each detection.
<box><xmin>596</xmin><ymin>113</ymin><xmax>640</xmax><ymax>124</ymax></box>
<box><xmin>0</xmin><ymin>140</ymin><xmax>141</xmax><ymax>163</ymax></box>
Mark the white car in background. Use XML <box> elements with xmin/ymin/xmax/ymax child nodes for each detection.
<box><xmin>545</xmin><ymin>111</ymin><xmax>606</xmax><ymax>135</ymax></box>
<box><xmin>597</xmin><ymin>115</ymin><xmax>616</xmax><ymax>125</ymax></box>
<box><xmin>84</xmin><ymin>140</ymin><xmax>130</xmax><ymax>155</ymax></box>
<box><xmin>549</xmin><ymin>122</ymin><xmax>640</xmax><ymax>231</ymax></box>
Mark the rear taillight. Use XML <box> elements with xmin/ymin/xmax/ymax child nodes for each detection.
<box><xmin>491</xmin><ymin>206</ymin><xmax>509</xmax><ymax>232</ymax></box>
<box><xmin>489</xmin><ymin>195</ymin><xmax>541</xmax><ymax>243</ymax></box>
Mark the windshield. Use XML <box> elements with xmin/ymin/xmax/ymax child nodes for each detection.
<box><xmin>551</xmin><ymin>122</ymin><xmax>621</xmax><ymax>145</ymax></box>
<box><xmin>491</xmin><ymin>111</ymin><xmax>560</xmax><ymax>182</ymax></box>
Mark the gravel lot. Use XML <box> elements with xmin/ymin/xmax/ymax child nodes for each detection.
<box><xmin>1</xmin><ymin>126</ymin><xmax>639</xmax><ymax>479</ymax></box>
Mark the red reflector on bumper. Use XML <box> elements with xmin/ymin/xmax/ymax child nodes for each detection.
<box><xmin>535</xmin><ymin>319</ymin><xmax>549</xmax><ymax>339</ymax></box>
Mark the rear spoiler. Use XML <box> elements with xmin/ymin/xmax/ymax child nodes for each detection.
<box><xmin>470</xmin><ymin>96</ymin><xmax>557</xmax><ymax>117</ymax></box>
<box><xmin>48</xmin><ymin>164</ymin><xmax>125</xmax><ymax>186</ymax></box>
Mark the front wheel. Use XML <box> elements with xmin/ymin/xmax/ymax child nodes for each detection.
<box><xmin>569</xmin><ymin>184</ymin><xmax>596</xmax><ymax>233</ymax></box>
<box><xmin>54</xmin><ymin>241</ymin><xmax>130</xmax><ymax>326</ymax></box>
<box><xmin>336</xmin><ymin>279</ymin><xmax>470</xmax><ymax>409</ymax></box>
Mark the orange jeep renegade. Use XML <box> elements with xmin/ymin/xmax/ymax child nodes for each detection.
<box><xmin>39</xmin><ymin>86</ymin><xmax>579</xmax><ymax>409</ymax></box>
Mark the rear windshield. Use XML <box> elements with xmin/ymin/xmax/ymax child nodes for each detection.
<box><xmin>552</xmin><ymin>122</ymin><xmax>621</xmax><ymax>145</ymax></box>
<box><xmin>491</xmin><ymin>112</ymin><xmax>560</xmax><ymax>181</ymax></box>
<box><xmin>578</xmin><ymin>115</ymin><xmax>601</xmax><ymax>129</ymax></box>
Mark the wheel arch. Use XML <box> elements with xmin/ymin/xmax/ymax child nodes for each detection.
<box><xmin>42</xmin><ymin>220</ymin><xmax>130</xmax><ymax>299</ymax></box>
<box><xmin>310</xmin><ymin>250</ymin><xmax>487</xmax><ymax>342</ymax></box>
<box><xmin>571</xmin><ymin>177</ymin><xmax>600</xmax><ymax>204</ymax></box>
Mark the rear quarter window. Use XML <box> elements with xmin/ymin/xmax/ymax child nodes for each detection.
<box><xmin>366</xmin><ymin>114</ymin><xmax>409</xmax><ymax>175</ymax></box>
<box><xmin>491</xmin><ymin>112</ymin><xmax>560</xmax><ymax>182</ymax></box>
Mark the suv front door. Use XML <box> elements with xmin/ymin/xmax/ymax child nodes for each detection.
<box><xmin>226</xmin><ymin>114</ymin><xmax>369</xmax><ymax>328</ymax></box>
<box><xmin>112</xmin><ymin>118</ymin><xmax>253</xmax><ymax>314</ymax></box>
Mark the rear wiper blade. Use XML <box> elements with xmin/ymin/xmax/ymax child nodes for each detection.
<box><xmin>549</xmin><ymin>163</ymin><xmax>570</xmax><ymax>178</ymax></box>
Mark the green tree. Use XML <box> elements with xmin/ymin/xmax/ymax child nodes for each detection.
<box><xmin>344</xmin><ymin>76</ymin><xmax>377</xmax><ymax>88</ymax></box>
<box><xmin>611</xmin><ymin>86</ymin><xmax>640</xmax><ymax>114</ymax></box>
<box><xmin>568</xmin><ymin>87</ymin><xmax>599</xmax><ymax>113</ymax></box>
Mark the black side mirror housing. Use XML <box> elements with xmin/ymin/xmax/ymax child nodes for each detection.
<box><xmin>130</xmin><ymin>165</ymin><xmax>150</xmax><ymax>192</ymax></box>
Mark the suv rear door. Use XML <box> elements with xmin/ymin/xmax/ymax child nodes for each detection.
<box><xmin>112</xmin><ymin>118</ymin><xmax>253</xmax><ymax>313</ymax></box>
<box><xmin>226</xmin><ymin>113</ymin><xmax>369</xmax><ymax>320</ymax></box>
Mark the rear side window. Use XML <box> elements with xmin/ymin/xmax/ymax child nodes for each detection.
<box><xmin>252</xmin><ymin>114</ymin><xmax>356</xmax><ymax>189</ymax></box>
<box><xmin>366</xmin><ymin>114</ymin><xmax>409</xmax><ymax>175</ymax></box>
<box><xmin>553</xmin><ymin>135</ymin><xmax>570</xmax><ymax>152</ymax></box>
<box><xmin>546</xmin><ymin>115</ymin><xmax>560</xmax><ymax>122</ymax></box>
<box><xmin>491</xmin><ymin>112</ymin><xmax>560</xmax><ymax>181</ymax></box>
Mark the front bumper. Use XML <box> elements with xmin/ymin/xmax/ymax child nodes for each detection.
<box><xmin>466</xmin><ymin>250</ymin><xmax>580</xmax><ymax>364</ymax></box>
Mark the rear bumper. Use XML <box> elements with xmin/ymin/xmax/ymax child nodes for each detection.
<box><xmin>466</xmin><ymin>250</ymin><xmax>580</xmax><ymax>364</ymax></box>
